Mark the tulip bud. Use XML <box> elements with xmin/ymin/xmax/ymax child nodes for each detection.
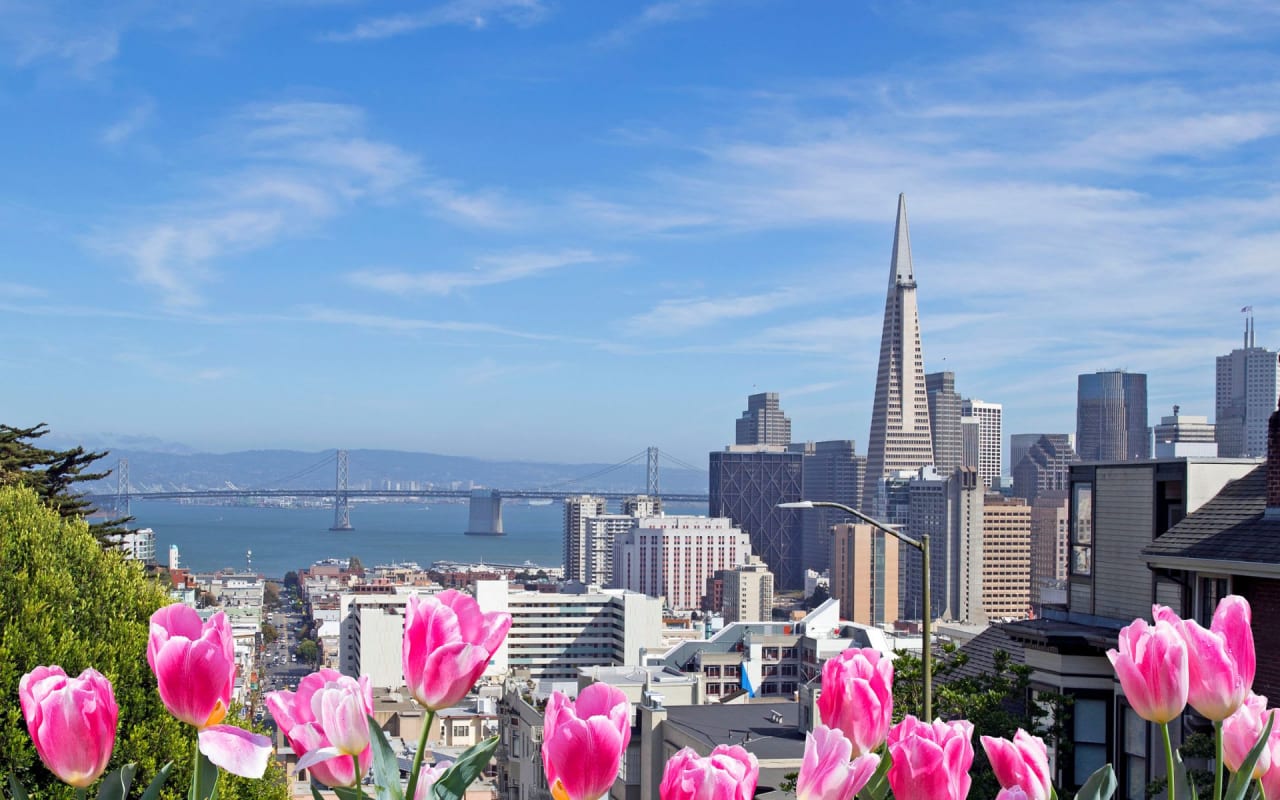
<box><xmin>659</xmin><ymin>745</ymin><xmax>758</xmax><ymax>800</ymax></box>
<box><xmin>403</xmin><ymin>591</ymin><xmax>512</xmax><ymax>711</ymax></box>
<box><xmin>887</xmin><ymin>716</ymin><xmax>974</xmax><ymax>800</ymax></box>
<box><xmin>542</xmin><ymin>684</ymin><xmax>631</xmax><ymax>800</ymax></box>
<box><xmin>816</xmin><ymin>648</ymin><xmax>894</xmax><ymax>757</ymax></box>
<box><xmin>19</xmin><ymin>666</ymin><xmax>118</xmax><ymax>789</ymax></box>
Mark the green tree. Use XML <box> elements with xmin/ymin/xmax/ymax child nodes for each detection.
<box><xmin>282</xmin><ymin>572</ymin><xmax>299</xmax><ymax>591</ymax></box>
<box><xmin>296</xmin><ymin>639</ymin><xmax>319</xmax><ymax>666</ymax></box>
<box><xmin>806</xmin><ymin>584</ymin><xmax>830</xmax><ymax>610</ymax></box>
<box><xmin>261</xmin><ymin>623</ymin><xmax>279</xmax><ymax>647</ymax></box>
<box><xmin>262</xmin><ymin>582</ymin><xmax>280</xmax><ymax>610</ymax></box>
<box><xmin>0</xmin><ymin>423</ymin><xmax>130</xmax><ymax>541</ymax></box>
<box><xmin>347</xmin><ymin>555</ymin><xmax>364</xmax><ymax>575</ymax></box>
<box><xmin>0</xmin><ymin>485</ymin><xmax>285</xmax><ymax>800</ymax></box>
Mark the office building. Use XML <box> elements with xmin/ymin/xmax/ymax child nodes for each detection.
<box><xmin>982</xmin><ymin>497</ymin><xmax>1032</xmax><ymax>620</ymax></box>
<box><xmin>830</xmin><ymin>523</ymin><xmax>899</xmax><ymax>627</ymax></box>
<box><xmin>1153</xmin><ymin>407</ymin><xmax>1218</xmax><ymax>458</ymax></box>
<box><xmin>1009</xmin><ymin>434</ymin><xmax>1044</xmax><ymax>480</ymax></box>
<box><xmin>339</xmin><ymin>591</ymin><xmax>416</xmax><ymax>689</ymax></box>
<box><xmin>927</xmin><ymin>372</ymin><xmax>964</xmax><ymax>476</ymax></box>
<box><xmin>709</xmin><ymin>445</ymin><xmax>804</xmax><ymax>588</ymax></box>
<box><xmin>1216</xmin><ymin>318</ymin><xmax>1280</xmax><ymax>457</ymax></box>
<box><xmin>583</xmin><ymin>514</ymin><xmax>639</xmax><ymax>587</ymax></box>
<box><xmin>961</xmin><ymin>399</ymin><xmax>1003</xmax><ymax>488</ymax></box>
<box><xmin>1012</xmin><ymin>434</ymin><xmax>1078</xmax><ymax>503</ymax></box>
<box><xmin>789</xmin><ymin>439</ymin><xmax>864</xmax><ymax>575</ymax></box>
<box><xmin>563</xmin><ymin>495</ymin><xmax>607</xmax><ymax>582</ymax></box>
<box><xmin>961</xmin><ymin>415</ymin><xmax>980</xmax><ymax>471</ymax></box>
<box><xmin>1077</xmin><ymin>370</ymin><xmax>1150</xmax><ymax>461</ymax></box>
<box><xmin>109</xmin><ymin>527</ymin><xmax>157</xmax><ymax>564</ymax></box>
<box><xmin>1030</xmin><ymin>491</ymin><xmax>1070</xmax><ymax>611</ymax></box>
<box><xmin>864</xmin><ymin>194</ymin><xmax>936</xmax><ymax>516</ymax></box>
<box><xmin>721</xmin><ymin>557</ymin><xmax>775</xmax><ymax>623</ymax></box>
<box><xmin>612</xmin><ymin>515</ymin><xmax>753</xmax><ymax>610</ymax></box>
<box><xmin>946</xmin><ymin>468</ymin><xmax>986</xmax><ymax>624</ymax></box>
<box><xmin>736</xmin><ymin>392</ymin><xmax>792</xmax><ymax>447</ymax></box>
<box><xmin>903</xmin><ymin>467</ymin><xmax>946</xmax><ymax>621</ymax></box>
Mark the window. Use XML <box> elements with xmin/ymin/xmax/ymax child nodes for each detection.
<box><xmin>1072</xmin><ymin>483</ymin><xmax>1093</xmax><ymax>577</ymax></box>
<box><xmin>453</xmin><ymin>725</ymin><xmax>470</xmax><ymax>738</ymax></box>
<box><xmin>1073</xmin><ymin>697</ymin><xmax>1108</xmax><ymax>788</ymax></box>
<box><xmin>704</xmin><ymin>665</ymin><xmax>721</xmax><ymax>678</ymax></box>
<box><xmin>1122</xmin><ymin>706</ymin><xmax>1147</xmax><ymax>800</ymax></box>
<box><xmin>1198</xmin><ymin>578</ymin><xmax>1228</xmax><ymax>627</ymax></box>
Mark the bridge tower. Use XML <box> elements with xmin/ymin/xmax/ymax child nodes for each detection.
<box><xmin>330</xmin><ymin>450</ymin><xmax>353</xmax><ymax>531</ymax></box>
<box><xmin>647</xmin><ymin>447</ymin><xmax>660</xmax><ymax>496</ymax></box>
<box><xmin>116</xmin><ymin>458</ymin><xmax>131</xmax><ymax>517</ymax></box>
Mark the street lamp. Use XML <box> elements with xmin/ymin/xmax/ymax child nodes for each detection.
<box><xmin>778</xmin><ymin>499</ymin><xmax>932</xmax><ymax>721</ymax></box>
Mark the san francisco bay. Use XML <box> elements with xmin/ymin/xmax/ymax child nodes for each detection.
<box><xmin>128</xmin><ymin>500</ymin><xmax>705</xmax><ymax>577</ymax></box>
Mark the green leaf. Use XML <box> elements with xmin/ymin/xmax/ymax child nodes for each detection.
<box><xmin>1170</xmin><ymin>742</ymin><xmax>1193</xmax><ymax>800</ymax></box>
<box><xmin>367</xmin><ymin>715</ymin><xmax>404</xmax><ymax>800</ymax></box>
<box><xmin>141</xmin><ymin>761</ymin><xmax>174</xmax><ymax>800</ymax></box>
<box><xmin>856</xmin><ymin>751</ymin><xmax>892</xmax><ymax>800</ymax></box>
<box><xmin>1226</xmin><ymin>715</ymin><xmax>1275</xmax><ymax>800</ymax></box>
<box><xmin>430</xmin><ymin>737</ymin><xmax>499</xmax><ymax>800</ymax></box>
<box><xmin>1074</xmin><ymin>763</ymin><xmax>1117</xmax><ymax>800</ymax></box>
<box><xmin>332</xmin><ymin>787</ymin><xmax>362</xmax><ymax>800</ymax></box>
<box><xmin>96</xmin><ymin>764</ymin><xmax>137</xmax><ymax>800</ymax></box>
<box><xmin>7</xmin><ymin>774</ymin><xmax>29</xmax><ymax>800</ymax></box>
<box><xmin>311</xmin><ymin>784</ymin><xmax>328</xmax><ymax>800</ymax></box>
<box><xmin>192</xmin><ymin>749</ymin><xmax>220</xmax><ymax>800</ymax></box>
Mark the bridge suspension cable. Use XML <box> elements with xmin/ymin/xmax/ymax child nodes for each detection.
<box><xmin>533</xmin><ymin>450</ymin><xmax>649</xmax><ymax>492</ymax></box>
<box><xmin>661</xmin><ymin>451</ymin><xmax>708</xmax><ymax>473</ymax></box>
<box><xmin>255</xmin><ymin>452</ymin><xmax>337</xmax><ymax>488</ymax></box>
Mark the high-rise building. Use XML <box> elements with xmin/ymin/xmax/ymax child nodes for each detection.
<box><xmin>1216</xmin><ymin>319</ymin><xmax>1279</xmax><ymax>457</ymax></box>
<box><xmin>981</xmin><ymin>496</ymin><xmax>1032</xmax><ymax>620</ymax></box>
<box><xmin>1008</xmin><ymin>434</ymin><xmax>1044</xmax><ymax>480</ymax></box>
<box><xmin>1077</xmin><ymin>370</ymin><xmax>1150</xmax><ymax>461</ymax></box>
<box><xmin>1030</xmin><ymin>491</ymin><xmax>1069</xmax><ymax>611</ymax></box>
<box><xmin>563</xmin><ymin>495</ymin><xmax>607</xmax><ymax>582</ymax></box>
<box><xmin>961</xmin><ymin>416</ymin><xmax>980</xmax><ymax>471</ymax></box>
<box><xmin>926</xmin><ymin>372</ymin><xmax>963</xmax><ymax>476</ymax></box>
<box><xmin>709</xmin><ymin>445</ymin><xmax>804</xmax><ymax>588</ymax></box>
<box><xmin>830</xmin><ymin>523</ymin><xmax>899</xmax><ymax>627</ymax></box>
<box><xmin>961</xmin><ymin>399</ymin><xmax>1003</xmax><ymax>488</ymax></box>
<box><xmin>903</xmin><ymin>467</ymin><xmax>946</xmax><ymax>621</ymax></box>
<box><xmin>1153</xmin><ymin>407</ymin><xmax>1218</xmax><ymax>458</ymax></box>
<box><xmin>736</xmin><ymin>392</ymin><xmax>792</xmax><ymax>447</ymax></box>
<box><xmin>611</xmin><ymin>516</ymin><xmax>753</xmax><ymax>610</ymax></box>
<box><xmin>1011</xmin><ymin>434</ymin><xmax>1078</xmax><ymax>503</ymax></box>
<box><xmin>109</xmin><ymin>527</ymin><xmax>157</xmax><ymax>564</ymax></box>
<box><xmin>946</xmin><ymin>468</ymin><xmax>986</xmax><ymax>624</ymax></box>
<box><xmin>584</xmin><ymin>514</ymin><xmax>639</xmax><ymax>586</ymax></box>
<box><xmin>789</xmin><ymin>440</ymin><xmax>864</xmax><ymax>575</ymax></box>
<box><xmin>864</xmin><ymin>194</ymin><xmax>935</xmax><ymax>516</ymax></box>
<box><xmin>721</xmin><ymin>557</ymin><xmax>775</xmax><ymax>623</ymax></box>
<box><xmin>902</xmin><ymin>466</ymin><xmax>986</xmax><ymax>624</ymax></box>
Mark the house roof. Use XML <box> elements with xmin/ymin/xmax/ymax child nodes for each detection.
<box><xmin>943</xmin><ymin>625</ymin><xmax>1025</xmax><ymax>683</ymax></box>
<box><xmin>1143</xmin><ymin>466</ymin><xmax>1280</xmax><ymax>572</ymax></box>
<box><xmin>662</xmin><ymin>702</ymin><xmax>804</xmax><ymax>761</ymax></box>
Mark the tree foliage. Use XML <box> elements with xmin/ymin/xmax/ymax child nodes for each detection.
<box><xmin>0</xmin><ymin>486</ymin><xmax>285</xmax><ymax>800</ymax></box>
<box><xmin>0</xmin><ymin>423</ymin><xmax>129</xmax><ymax>541</ymax></box>
<box><xmin>296</xmin><ymin>639</ymin><xmax>319</xmax><ymax>666</ymax></box>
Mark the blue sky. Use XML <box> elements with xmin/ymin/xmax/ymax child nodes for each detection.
<box><xmin>2</xmin><ymin>1</ymin><xmax>1279</xmax><ymax>465</ymax></box>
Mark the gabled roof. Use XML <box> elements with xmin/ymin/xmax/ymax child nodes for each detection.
<box><xmin>1143</xmin><ymin>466</ymin><xmax>1280</xmax><ymax>571</ymax></box>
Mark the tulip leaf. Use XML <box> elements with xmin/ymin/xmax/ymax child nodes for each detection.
<box><xmin>430</xmin><ymin>736</ymin><xmax>499</xmax><ymax>800</ymax></box>
<box><xmin>1170</xmin><ymin>743</ymin><xmax>1193</xmax><ymax>800</ymax></box>
<box><xmin>6</xmin><ymin>774</ymin><xmax>29</xmax><ymax>800</ymax></box>
<box><xmin>366</xmin><ymin>714</ymin><xmax>405</xmax><ymax>800</ymax></box>
<box><xmin>96</xmin><ymin>763</ymin><xmax>137</xmax><ymax>800</ymax></box>
<box><xmin>856</xmin><ymin>751</ymin><xmax>892</xmax><ymax>800</ymax></box>
<box><xmin>190</xmin><ymin>749</ymin><xmax>220</xmax><ymax>800</ymax></box>
<box><xmin>1226</xmin><ymin>714</ymin><xmax>1275</xmax><ymax>800</ymax></box>
<box><xmin>332</xmin><ymin>787</ymin><xmax>362</xmax><ymax>800</ymax></box>
<box><xmin>141</xmin><ymin>761</ymin><xmax>174</xmax><ymax>800</ymax></box>
<box><xmin>1074</xmin><ymin>763</ymin><xmax>1117</xmax><ymax>800</ymax></box>
<box><xmin>311</xmin><ymin>785</ymin><xmax>327</xmax><ymax>800</ymax></box>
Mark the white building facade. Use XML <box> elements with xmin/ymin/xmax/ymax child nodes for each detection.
<box><xmin>611</xmin><ymin>516</ymin><xmax>752</xmax><ymax>610</ymax></box>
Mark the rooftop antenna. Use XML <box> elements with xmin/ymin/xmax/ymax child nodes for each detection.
<box><xmin>1243</xmin><ymin>305</ymin><xmax>1255</xmax><ymax>348</ymax></box>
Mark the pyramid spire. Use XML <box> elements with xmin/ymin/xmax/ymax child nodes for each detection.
<box><xmin>889</xmin><ymin>193</ymin><xmax>914</xmax><ymax>285</ymax></box>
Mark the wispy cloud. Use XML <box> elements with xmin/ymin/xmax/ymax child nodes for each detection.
<box><xmin>116</xmin><ymin>351</ymin><xmax>234</xmax><ymax>384</ymax></box>
<box><xmin>101</xmin><ymin>99</ymin><xmax>156</xmax><ymax>147</ymax></box>
<box><xmin>596</xmin><ymin>0</ymin><xmax>716</xmax><ymax>48</ymax></box>
<box><xmin>0</xmin><ymin>281</ymin><xmax>47</xmax><ymax>299</ymax></box>
<box><xmin>623</xmin><ymin>287</ymin><xmax>816</xmax><ymax>337</ymax></box>
<box><xmin>347</xmin><ymin>250</ymin><xmax>610</xmax><ymax>295</ymax></box>
<box><xmin>323</xmin><ymin>0</ymin><xmax>547</xmax><ymax>42</ymax></box>
<box><xmin>297</xmin><ymin>305</ymin><xmax>571</xmax><ymax>342</ymax></box>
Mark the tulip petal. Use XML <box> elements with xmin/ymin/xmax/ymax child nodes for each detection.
<box><xmin>1214</xmin><ymin>596</ymin><xmax>1256</xmax><ymax>691</ymax></box>
<box><xmin>199</xmin><ymin>725</ymin><xmax>273</xmax><ymax>779</ymax></box>
<box><xmin>296</xmin><ymin>746</ymin><xmax>346</xmax><ymax>772</ymax></box>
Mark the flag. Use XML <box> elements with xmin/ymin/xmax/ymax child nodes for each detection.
<box><xmin>739</xmin><ymin>665</ymin><xmax>755</xmax><ymax>698</ymax></box>
<box><xmin>1242</xmin><ymin>306</ymin><xmax>1254</xmax><ymax>313</ymax></box>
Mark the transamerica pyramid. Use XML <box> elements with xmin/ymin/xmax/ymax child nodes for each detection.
<box><xmin>862</xmin><ymin>193</ymin><xmax>935</xmax><ymax>516</ymax></box>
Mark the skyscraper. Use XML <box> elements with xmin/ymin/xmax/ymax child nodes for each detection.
<box><xmin>1153</xmin><ymin>407</ymin><xmax>1218</xmax><ymax>458</ymax></box>
<box><xmin>736</xmin><ymin>392</ymin><xmax>792</xmax><ymax>446</ymax></box>
<box><xmin>563</xmin><ymin>495</ymin><xmax>607</xmax><ymax>581</ymax></box>
<box><xmin>961</xmin><ymin>416</ymin><xmax>980</xmax><ymax>471</ymax></box>
<box><xmin>961</xmin><ymin>398</ymin><xmax>1003</xmax><ymax>488</ymax></box>
<box><xmin>1008</xmin><ymin>434</ymin><xmax>1044</xmax><ymax>480</ymax></box>
<box><xmin>1011</xmin><ymin>434</ymin><xmax>1078</xmax><ymax>503</ymax></box>
<box><xmin>981</xmin><ymin>497</ymin><xmax>1032</xmax><ymax>620</ymax></box>
<box><xmin>864</xmin><ymin>194</ymin><xmax>935</xmax><ymax>515</ymax></box>
<box><xmin>709</xmin><ymin>445</ymin><xmax>804</xmax><ymax>589</ymax></box>
<box><xmin>789</xmin><ymin>440</ymin><xmax>864</xmax><ymax>575</ymax></box>
<box><xmin>1077</xmin><ymin>370</ymin><xmax>1150</xmax><ymax>462</ymax></box>
<box><xmin>830</xmin><ymin>523</ymin><xmax>899</xmax><ymax>627</ymax></box>
<box><xmin>926</xmin><ymin>372</ymin><xmax>963</xmax><ymax>475</ymax></box>
<box><xmin>1216</xmin><ymin>318</ymin><xmax>1280</xmax><ymax>457</ymax></box>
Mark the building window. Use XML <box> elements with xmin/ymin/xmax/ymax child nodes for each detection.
<box><xmin>704</xmin><ymin>665</ymin><xmax>721</xmax><ymax>678</ymax></box>
<box><xmin>707</xmin><ymin>683</ymin><xmax>721</xmax><ymax>696</ymax></box>
<box><xmin>453</xmin><ymin>725</ymin><xmax>470</xmax><ymax>738</ymax></box>
<box><xmin>1073</xmin><ymin>697</ymin><xmax>1108</xmax><ymax>788</ymax></box>
<box><xmin>1198</xmin><ymin>577</ymin><xmax>1228</xmax><ymax>627</ymax></box>
<box><xmin>1072</xmin><ymin>483</ymin><xmax>1093</xmax><ymax>577</ymax></box>
<box><xmin>1122</xmin><ymin>705</ymin><xmax>1147</xmax><ymax>800</ymax></box>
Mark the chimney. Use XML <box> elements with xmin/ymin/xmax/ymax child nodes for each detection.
<box><xmin>1269</xmin><ymin>399</ymin><xmax>1280</xmax><ymax>518</ymax></box>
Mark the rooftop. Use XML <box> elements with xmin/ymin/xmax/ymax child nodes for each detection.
<box><xmin>1144</xmin><ymin>466</ymin><xmax>1280</xmax><ymax>573</ymax></box>
<box><xmin>662</xmin><ymin>702</ymin><xmax>804</xmax><ymax>762</ymax></box>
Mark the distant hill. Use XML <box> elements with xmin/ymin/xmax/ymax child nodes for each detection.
<box><xmin>77</xmin><ymin>446</ymin><xmax>709</xmax><ymax>495</ymax></box>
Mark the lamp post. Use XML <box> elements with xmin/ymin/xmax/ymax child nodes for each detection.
<box><xmin>778</xmin><ymin>499</ymin><xmax>932</xmax><ymax>721</ymax></box>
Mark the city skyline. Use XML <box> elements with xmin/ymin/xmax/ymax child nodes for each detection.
<box><xmin>3</xmin><ymin>2</ymin><xmax>1280</xmax><ymax>462</ymax></box>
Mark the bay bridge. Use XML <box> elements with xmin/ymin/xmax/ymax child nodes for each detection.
<box><xmin>99</xmin><ymin>447</ymin><xmax>710</xmax><ymax>535</ymax></box>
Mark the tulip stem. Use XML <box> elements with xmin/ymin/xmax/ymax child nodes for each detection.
<box><xmin>352</xmin><ymin>755</ymin><xmax>365</xmax><ymax>800</ymax></box>
<box><xmin>405</xmin><ymin>708</ymin><xmax>436</xmax><ymax>800</ymax></box>
<box><xmin>193</xmin><ymin>733</ymin><xmax>202</xmax><ymax>800</ymax></box>
<box><xmin>75</xmin><ymin>788</ymin><xmax>86</xmax><ymax>800</ymax></box>
<box><xmin>1162</xmin><ymin>722</ymin><xmax>1176</xmax><ymax>800</ymax></box>
<box><xmin>1215</xmin><ymin>720</ymin><xmax>1224</xmax><ymax>800</ymax></box>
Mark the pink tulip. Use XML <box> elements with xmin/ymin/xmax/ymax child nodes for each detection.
<box><xmin>542</xmin><ymin>684</ymin><xmax>631</xmax><ymax>800</ymax></box>
<box><xmin>796</xmin><ymin>725</ymin><xmax>881</xmax><ymax>800</ymax></box>
<box><xmin>817</xmin><ymin>648</ymin><xmax>894</xmax><ymax>756</ymax></box>
<box><xmin>1106</xmin><ymin>618</ymin><xmax>1188</xmax><ymax>724</ymax></box>
<box><xmin>659</xmin><ymin>745</ymin><xmax>759</xmax><ymax>800</ymax></box>
<box><xmin>996</xmin><ymin>789</ymin><xmax>1029</xmax><ymax>800</ymax></box>
<box><xmin>267</xmin><ymin>669</ymin><xmax>373</xmax><ymax>788</ymax></box>
<box><xmin>1223</xmin><ymin>693</ymin><xmax>1273</xmax><ymax>779</ymax></box>
<box><xmin>886</xmin><ymin>716</ymin><xmax>975</xmax><ymax>800</ymax></box>
<box><xmin>413</xmin><ymin>760</ymin><xmax>454</xmax><ymax>800</ymax></box>
<box><xmin>19</xmin><ymin>666</ymin><xmax>117</xmax><ymax>788</ymax></box>
<box><xmin>1153</xmin><ymin>598</ymin><xmax>1255</xmax><ymax>721</ymax></box>
<box><xmin>147</xmin><ymin>604</ymin><xmax>235</xmax><ymax>728</ymax></box>
<box><xmin>402</xmin><ymin>591</ymin><xmax>512</xmax><ymax>711</ymax></box>
<box><xmin>980</xmin><ymin>730</ymin><xmax>1051</xmax><ymax>800</ymax></box>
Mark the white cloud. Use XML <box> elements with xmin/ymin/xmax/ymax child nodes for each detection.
<box><xmin>101</xmin><ymin>99</ymin><xmax>155</xmax><ymax>147</ymax></box>
<box><xmin>623</xmin><ymin>288</ymin><xmax>814</xmax><ymax>337</ymax></box>
<box><xmin>323</xmin><ymin>0</ymin><xmax>547</xmax><ymax>42</ymax></box>
<box><xmin>347</xmin><ymin>250</ymin><xmax>608</xmax><ymax>295</ymax></box>
<box><xmin>596</xmin><ymin>0</ymin><xmax>716</xmax><ymax>47</ymax></box>
<box><xmin>0</xmin><ymin>281</ymin><xmax>47</xmax><ymax>299</ymax></box>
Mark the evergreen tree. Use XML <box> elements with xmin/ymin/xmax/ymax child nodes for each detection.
<box><xmin>0</xmin><ymin>423</ymin><xmax>130</xmax><ymax>541</ymax></box>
